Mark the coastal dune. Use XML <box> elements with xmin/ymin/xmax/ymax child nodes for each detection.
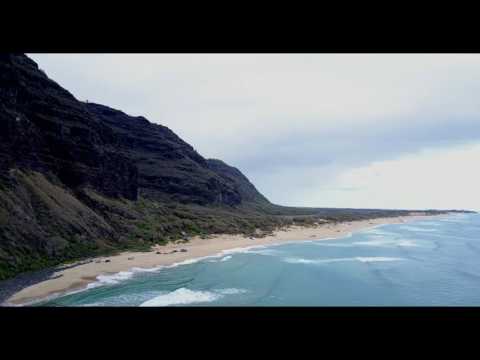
<box><xmin>4</xmin><ymin>214</ymin><xmax>446</xmax><ymax>306</ymax></box>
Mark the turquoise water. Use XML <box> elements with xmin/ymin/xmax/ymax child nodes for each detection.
<box><xmin>40</xmin><ymin>213</ymin><xmax>480</xmax><ymax>306</ymax></box>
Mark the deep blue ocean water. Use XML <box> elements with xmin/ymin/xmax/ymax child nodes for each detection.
<box><xmin>39</xmin><ymin>213</ymin><xmax>480</xmax><ymax>306</ymax></box>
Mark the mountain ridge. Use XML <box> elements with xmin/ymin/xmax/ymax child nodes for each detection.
<box><xmin>0</xmin><ymin>54</ymin><xmax>460</xmax><ymax>281</ymax></box>
<box><xmin>0</xmin><ymin>53</ymin><xmax>283</xmax><ymax>280</ymax></box>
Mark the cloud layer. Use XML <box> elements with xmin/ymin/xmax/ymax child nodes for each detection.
<box><xmin>29</xmin><ymin>54</ymin><xmax>480</xmax><ymax>210</ymax></box>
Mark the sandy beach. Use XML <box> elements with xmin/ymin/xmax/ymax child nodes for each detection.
<box><xmin>4</xmin><ymin>213</ymin><xmax>447</xmax><ymax>306</ymax></box>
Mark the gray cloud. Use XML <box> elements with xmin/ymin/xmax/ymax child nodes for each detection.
<box><xmin>29</xmin><ymin>54</ymin><xmax>480</xmax><ymax>208</ymax></box>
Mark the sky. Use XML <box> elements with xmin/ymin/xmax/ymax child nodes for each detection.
<box><xmin>29</xmin><ymin>54</ymin><xmax>480</xmax><ymax>211</ymax></box>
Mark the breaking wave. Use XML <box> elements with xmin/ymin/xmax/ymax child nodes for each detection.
<box><xmin>399</xmin><ymin>225</ymin><xmax>438</xmax><ymax>232</ymax></box>
<box><xmin>353</xmin><ymin>239</ymin><xmax>420</xmax><ymax>247</ymax></box>
<box><xmin>284</xmin><ymin>256</ymin><xmax>405</xmax><ymax>265</ymax></box>
<box><xmin>86</xmin><ymin>271</ymin><xmax>135</xmax><ymax>289</ymax></box>
<box><xmin>245</xmin><ymin>248</ymin><xmax>284</xmax><ymax>256</ymax></box>
<box><xmin>139</xmin><ymin>287</ymin><xmax>247</xmax><ymax>306</ymax></box>
<box><xmin>314</xmin><ymin>238</ymin><xmax>419</xmax><ymax>248</ymax></box>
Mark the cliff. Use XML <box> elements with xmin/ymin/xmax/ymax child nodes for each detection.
<box><xmin>0</xmin><ymin>54</ymin><xmax>454</xmax><ymax>281</ymax></box>
<box><xmin>0</xmin><ymin>54</ymin><xmax>274</xmax><ymax>279</ymax></box>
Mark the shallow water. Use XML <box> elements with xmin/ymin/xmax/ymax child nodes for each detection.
<box><xmin>40</xmin><ymin>213</ymin><xmax>480</xmax><ymax>306</ymax></box>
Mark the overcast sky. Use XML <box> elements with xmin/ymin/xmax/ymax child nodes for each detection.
<box><xmin>29</xmin><ymin>54</ymin><xmax>480</xmax><ymax>211</ymax></box>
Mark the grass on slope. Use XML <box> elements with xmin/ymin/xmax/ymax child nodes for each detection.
<box><xmin>0</xmin><ymin>170</ymin><xmax>451</xmax><ymax>281</ymax></box>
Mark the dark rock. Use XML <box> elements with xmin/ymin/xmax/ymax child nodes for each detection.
<box><xmin>0</xmin><ymin>55</ymin><xmax>273</xmax><ymax>210</ymax></box>
<box><xmin>105</xmin><ymin>259</ymin><xmax>111</xmax><ymax>263</ymax></box>
<box><xmin>0</xmin><ymin>53</ymin><xmax>456</xmax><ymax>282</ymax></box>
<box><xmin>86</xmin><ymin>103</ymin><xmax>270</xmax><ymax>206</ymax></box>
<box><xmin>0</xmin><ymin>54</ymin><xmax>138</xmax><ymax>200</ymax></box>
<box><xmin>206</xmin><ymin>159</ymin><xmax>270</xmax><ymax>205</ymax></box>
<box><xmin>180</xmin><ymin>249</ymin><xmax>187</xmax><ymax>252</ymax></box>
<box><xmin>0</xmin><ymin>53</ymin><xmax>273</xmax><ymax>281</ymax></box>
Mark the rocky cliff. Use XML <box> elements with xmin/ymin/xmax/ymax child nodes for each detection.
<box><xmin>0</xmin><ymin>54</ymin><xmax>138</xmax><ymax>200</ymax></box>
<box><xmin>0</xmin><ymin>53</ymin><xmax>273</xmax><ymax>279</ymax></box>
<box><xmin>85</xmin><ymin>102</ymin><xmax>269</xmax><ymax>206</ymax></box>
<box><xmin>0</xmin><ymin>54</ymin><xmax>454</xmax><ymax>281</ymax></box>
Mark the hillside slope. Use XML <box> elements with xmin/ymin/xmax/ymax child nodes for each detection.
<box><xmin>0</xmin><ymin>53</ymin><xmax>281</xmax><ymax>279</ymax></box>
<box><xmin>0</xmin><ymin>54</ymin><xmax>456</xmax><ymax>280</ymax></box>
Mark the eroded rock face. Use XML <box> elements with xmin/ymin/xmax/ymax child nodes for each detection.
<box><xmin>86</xmin><ymin>102</ymin><xmax>269</xmax><ymax>206</ymax></box>
<box><xmin>0</xmin><ymin>53</ymin><xmax>270</xmax><ymax>207</ymax></box>
<box><xmin>0</xmin><ymin>53</ymin><xmax>274</xmax><ymax>280</ymax></box>
<box><xmin>0</xmin><ymin>54</ymin><xmax>138</xmax><ymax>200</ymax></box>
<box><xmin>206</xmin><ymin>159</ymin><xmax>270</xmax><ymax>205</ymax></box>
<box><xmin>0</xmin><ymin>54</ymin><xmax>457</xmax><ymax>282</ymax></box>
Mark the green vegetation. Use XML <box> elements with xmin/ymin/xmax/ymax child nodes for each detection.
<box><xmin>0</xmin><ymin>54</ymin><xmax>468</xmax><ymax>283</ymax></box>
<box><xmin>0</xmin><ymin>170</ymin><xmax>457</xmax><ymax>281</ymax></box>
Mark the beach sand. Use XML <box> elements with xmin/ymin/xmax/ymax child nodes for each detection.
<box><xmin>4</xmin><ymin>213</ymin><xmax>446</xmax><ymax>306</ymax></box>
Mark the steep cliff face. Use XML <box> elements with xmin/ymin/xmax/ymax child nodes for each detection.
<box><xmin>0</xmin><ymin>54</ymin><xmax>450</xmax><ymax>282</ymax></box>
<box><xmin>0</xmin><ymin>54</ymin><xmax>138</xmax><ymax>200</ymax></box>
<box><xmin>0</xmin><ymin>53</ymin><xmax>273</xmax><ymax>279</ymax></box>
<box><xmin>86</xmin><ymin>102</ymin><xmax>269</xmax><ymax>206</ymax></box>
<box><xmin>206</xmin><ymin>159</ymin><xmax>270</xmax><ymax>205</ymax></box>
<box><xmin>0</xmin><ymin>54</ymin><xmax>270</xmax><ymax>207</ymax></box>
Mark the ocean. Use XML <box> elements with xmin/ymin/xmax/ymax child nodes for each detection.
<box><xmin>38</xmin><ymin>213</ymin><xmax>480</xmax><ymax>306</ymax></box>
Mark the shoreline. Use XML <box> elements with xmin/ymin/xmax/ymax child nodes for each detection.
<box><xmin>2</xmin><ymin>213</ymin><xmax>450</xmax><ymax>306</ymax></box>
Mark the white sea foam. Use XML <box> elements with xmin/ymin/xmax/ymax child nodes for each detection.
<box><xmin>84</xmin><ymin>247</ymin><xmax>257</xmax><ymax>288</ymax></box>
<box><xmin>85</xmin><ymin>260</ymin><xmax>203</xmax><ymax>289</ymax></box>
<box><xmin>313</xmin><ymin>238</ymin><xmax>419</xmax><ymax>248</ymax></box>
<box><xmin>221</xmin><ymin>245</ymin><xmax>265</xmax><ymax>255</ymax></box>
<box><xmin>356</xmin><ymin>257</ymin><xmax>404</xmax><ymax>263</ymax></box>
<box><xmin>361</xmin><ymin>227</ymin><xmax>395</xmax><ymax>237</ymax></box>
<box><xmin>205</xmin><ymin>243</ymin><xmax>287</xmax><ymax>260</ymax></box>
<box><xmin>130</xmin><ymin>266</ymin><xmax>162</xmax><ymax>273</ymax></box>
<box><xmin>216</xmin><ymin>288</ymin><xmax>247</xmax><ymax>295</ymax></box>
<box><xmin>393</xmin><ymin>239</ymin><xmax>421</xmax><ymax>247</ymax></box>
<box><xmin>245</xmin><ymin>248</ymin><xmax>283</xmax><ymax>256</ymax></box>
<box><xmin>140</xmin><ymin>288</ymin><xmax>220</xmax><ymax>306</ymax></box>
<box><xmin>339</xmin><ymin>232</ymin><xmax>353</xmax><ymax>239</ymax></box>
<box><xmin>399</xmin><ymin>225</ymin><xmax>438</xmax><ymax>232</ymax></box>
<box><xmin>284</xmin><ymin>256</ymin><xmax>404</xmax><ymax>265</ymax></box>
<box><xmin>284</xmin><ymin>257</ymin><xmax>348</xmax><ymax>264</ymax></box>
<box><xmin>354</xmin><ymin>239</ymin><xmax>420</xmax><ymax>247</ymax></box>
<box><xmin>168</xmin><ymin>258</ymin><xmax>207</xmax><ymax>267</ymax></box>
<box><xmin>139</xmin><ymin>287</ymin><xmax>247</xmax><ymax>306</ymax></box>
<box><xmin>312</xmin><ymin>242</ymin><xmax>356</xmax><ymax>248</ymax></box>
<box><xmin>414</xmin><ymin>221</ymin><xmax>441</xmax><ymax>227</ymax></box>
<box><xmin>206</xmin><ymin>247</ymin><xmax>261</xmax><ymax>262</ymax></box>
<box><xmin>86</xmin><ymin>271</ymin><xmax>135</xmax><ymax>289</ymax></box>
